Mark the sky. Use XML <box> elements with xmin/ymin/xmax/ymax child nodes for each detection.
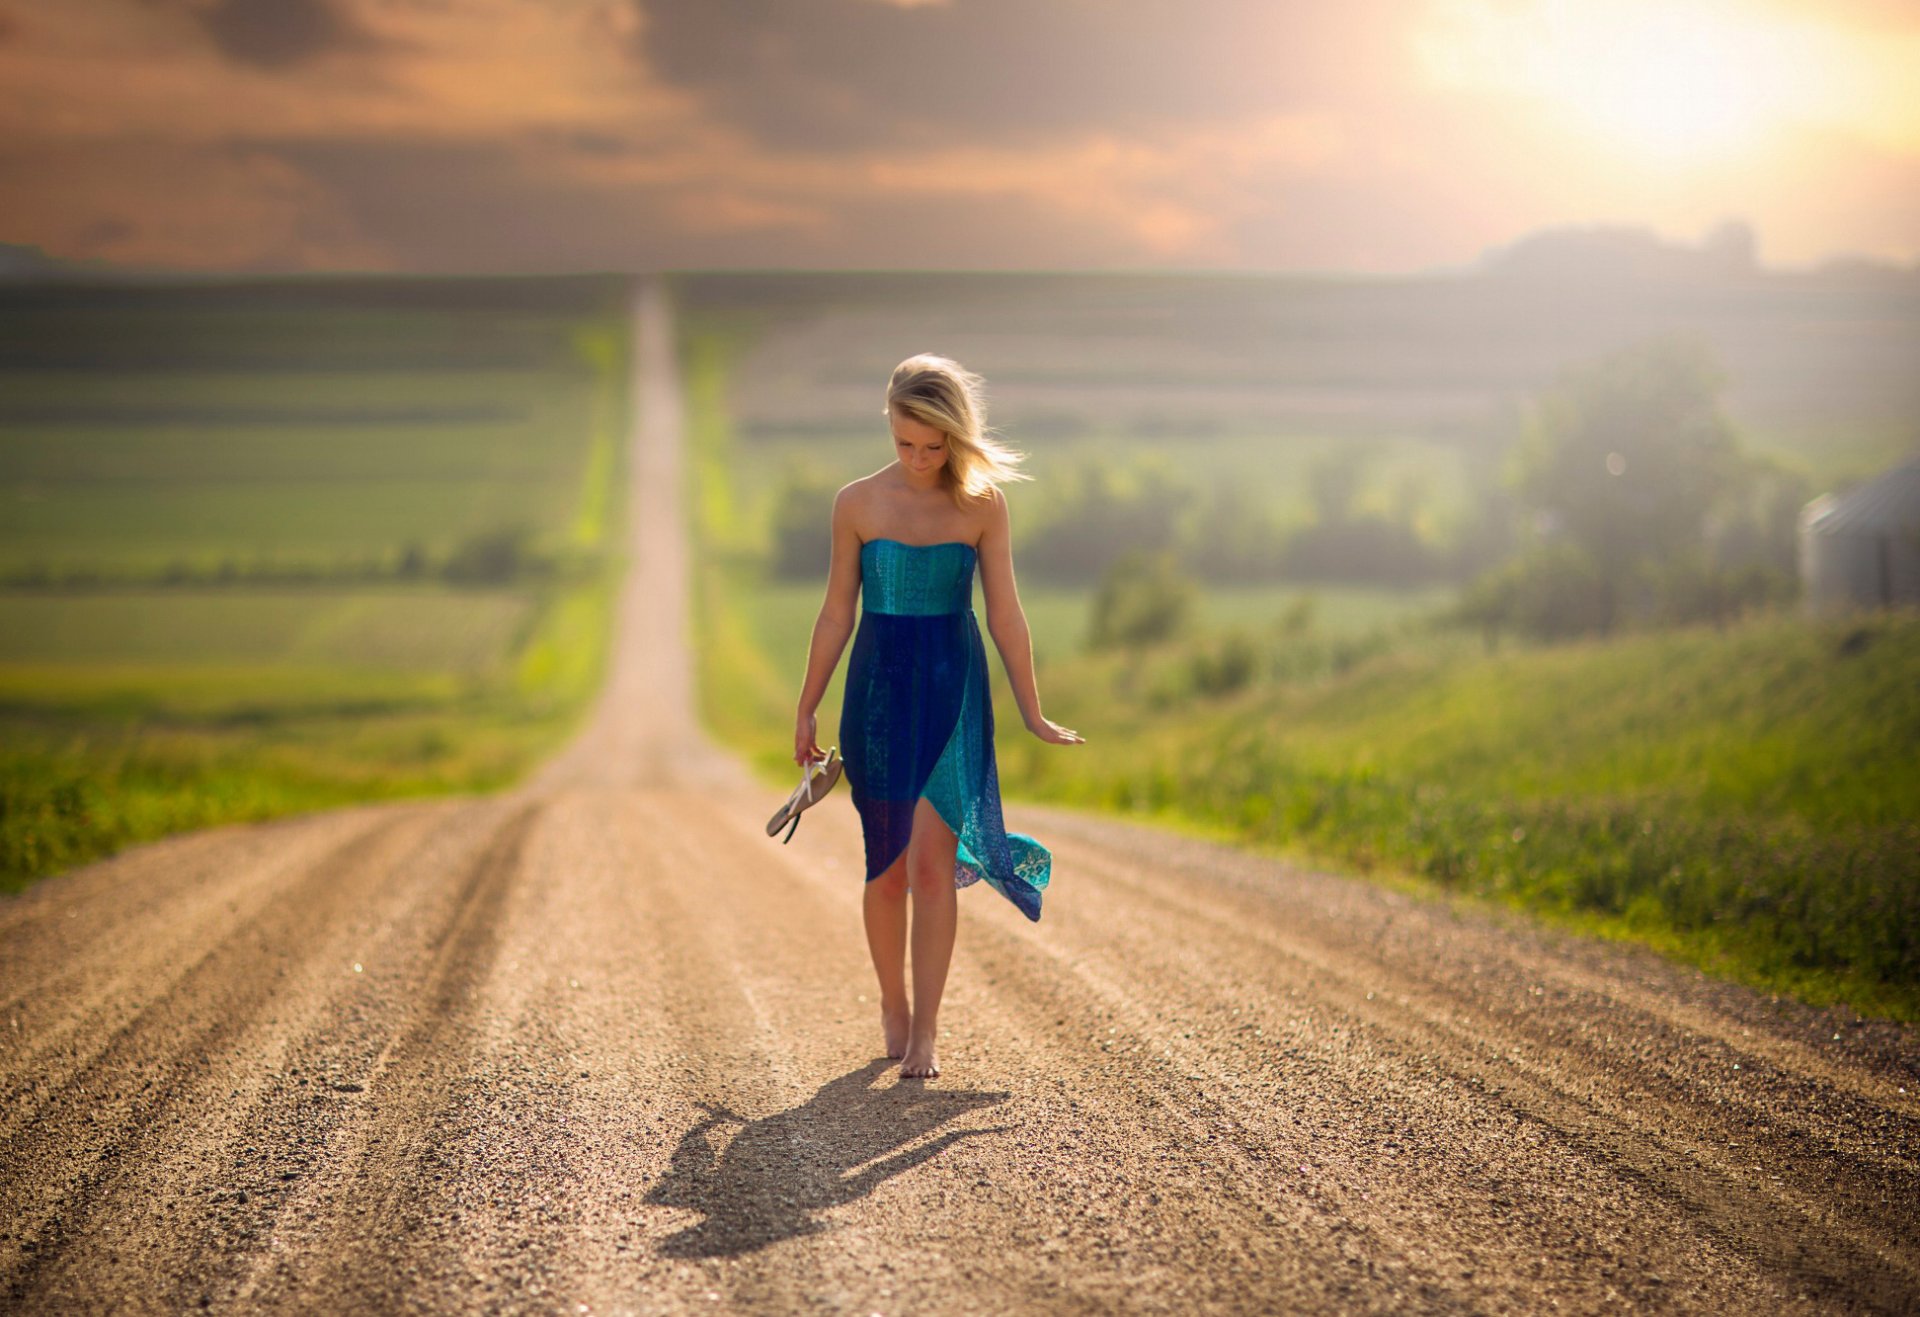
<box><xmin>1</xmin><ymin>0</ymin><xmax>1916</xmax><ymax>275</ymax></box>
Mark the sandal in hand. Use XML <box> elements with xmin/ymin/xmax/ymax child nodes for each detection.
<box><xmin>767</xmin><ymin>747</ymin><xmax>843</xmax><ymax>843</ymax></box>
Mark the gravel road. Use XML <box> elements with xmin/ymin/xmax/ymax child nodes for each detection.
<box><xmin>3</xmin><ymin>278</ymin><xmax>1916</xmax><ymax>1316</ymax></box>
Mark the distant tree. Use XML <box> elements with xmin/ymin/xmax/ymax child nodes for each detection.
<box><xmin>1185</xmin><ymin>478</ymin><xmax>1287</xmax><ymax>581</ymax></box>
<box><xmin>443</xmin><ymin>524</ymin><xmax>533</xmax><ymax>584</ymax></box>
<box><xmin>1277</xmin><ymin>443</ymin><xmax>1448</xmax><ymax>586</ymax></box>
<box><xmin>1087</xmin><ymin>550</ymin><xmax>1197</xmax><ymax>650</ymax></box>
<box><xmin>1705</xmin><ymin>456</ymin><xmax>1810</xmax><ymax>579</ymax></box>
<box><xmin>1306</xmin><ymin>448</ymin><xmax>1365</xmax><ymax>526</ymax></box>
<box><xmin>1454</xmin><ymin>542</ymin><xmax>1615</xmax><ymax>642</ymax></box>
<box><xmin>1509</xmin><ymin>336</ymin><xmax>1741</xmax><ymax>630</ymax></box>
<box><xmin>397</xmin><ymin>540</ymin><xmax>428</xmax><ymax>579</ymax></box>
<box><xmin>1643</xmin><ymin>553</ymin><xmax>1796</xmax><ymax>628</ymax></box>
<box><xmin>1189</xmin><ymin>628</ymin><xmax>1259</xmax><ymax>696</ymax></box>
<box><xmin>1445</xmin><ymin>475</ymin><xmax>1519</xmax><ymax>582</ymax></box>
<box><xmin>1022</xmin><ymin>459</ymin><xmax>1191</xmax><ymax>585</ymax></box>
<box><xmin>1282</xmin><ymin>516</ymin><xmax>1446</xmax><ymax>585</ymax></box>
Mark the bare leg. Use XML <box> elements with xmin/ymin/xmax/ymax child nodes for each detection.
<box><xmin>901</xmin><ymin>797</ymin><xmax>958</xmax><ymax>1078</ymax></box>
<box><xmin>863</xmin><ymin>857</ymin><xmax>911</xmax><ymax>1057</ymax></box>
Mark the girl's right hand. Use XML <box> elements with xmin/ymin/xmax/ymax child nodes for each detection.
<box><xmin>1025</xmin><ymin>714</ymin><xmax>1085</xmax><ymax>745</ymax></box>
<box><xmin>794</xmin><ymin>711</ymin><xmax>822</xmax><ymax>766</ymax></box>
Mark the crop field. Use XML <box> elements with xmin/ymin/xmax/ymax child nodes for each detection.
<box><xmin>1</xmin><ymin>280</ymin><xmax>624</xmax><ymax>577</ymax></box>
<box><xmin>0</xmin><ymin>589</ymin><xmax>531</xmax><ymax>673</ymax></box>
<box><xmin>0</xmin><ymin>275</ymin><xmax>632</xmax><ymax>889</ymax></box>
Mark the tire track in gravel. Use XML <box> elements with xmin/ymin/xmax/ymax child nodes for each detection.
<box><xmin>0</xmin><ymin>807</ymin><xmax>415</xmax><ymax>1068</ymax></box>
<box><xmin>998</xmin><ymin>815</ymin><xmax>1918</xmax><ymax>1311</ymax></box>
<box><xmin>0</xmin><ymin>807</ymin><xmax>458</xmax><ymax>1282</ymax></box>
<box><xmin>225</xmin><ymin>798</ymin><xmax>547</xmax><ymax>1313</ymax></box>
<box><xmin>1</xmin><ymin>798</ymin><xmax>532</xmax><ymax>1311</ymax></box>
<box><xmin>3</xmin><ymin>276</ymin><xmax>1916</xmax><ymax>1316</ymax></box>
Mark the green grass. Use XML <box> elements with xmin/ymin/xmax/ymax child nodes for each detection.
<box><xmin>0</xmin><ymin>589</ymin><xmax>533</xmax><ymax>673</ymax></box>
<box><xmin>683</xmin><ymin>328</ymin><xmax>801</xmax><ymax>774</ymax></box>
<box><xmin>1002</xmin><ymin>609</ymin><xmax>1920</xmax><ymax>1019</ymax></box>
<box><xmin>0</xmin><ymin>572</ymin><xmax>620</xmax><ymax>892</ymax></box>
<box><xmin>0</xmin><ymin>277</ymin><xmax>632</xmax><ymax>891</ymax></box>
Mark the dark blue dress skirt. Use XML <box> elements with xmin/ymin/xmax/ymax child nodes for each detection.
<box><xmin>839</xmin><ymin>539</ymin><xmax>1051</xmax><ymax>921</ymax></box>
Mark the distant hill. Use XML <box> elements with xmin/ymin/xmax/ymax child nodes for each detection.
<box><xmin>0</xmin><ymin>243</ymin><xmax>77</xmax><ymax>281</ymax></box>
<box><xmin>1478</xmin><ymin>222</ymin><xmax>1762</xmax><ymax>284</ymax></box>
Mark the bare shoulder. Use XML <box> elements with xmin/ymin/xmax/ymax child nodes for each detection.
<box><xmin>972</xmin><ymin>484</ymin><xmax>1012</xmax><ymax>540</ymax></box>
<box><xmin>834</xmin><ymin>471</ymin><xmax>887</xmax><ymax>517</ymax></box>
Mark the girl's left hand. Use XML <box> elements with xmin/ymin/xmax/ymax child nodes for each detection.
<box><xmin>1025</xmin><ymin>715</ymin><xmax>1085</xmax><ymax>745</ymax></box>
<box><xmin>794</xmin><ymin>711</ymin><xmax>823</xmax><ymax>765</ymax></box>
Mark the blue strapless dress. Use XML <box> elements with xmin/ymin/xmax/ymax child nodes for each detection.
<box><xmin>839</xmin><ymin>538</ymin><xmax>1051</xmax><ymax>921</ymax></box>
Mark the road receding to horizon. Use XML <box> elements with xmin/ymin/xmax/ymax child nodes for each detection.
<box><xmin>2</xmin><ymin>277</ymin><xmax>1916</xmax><ymax>1316</ymax></box>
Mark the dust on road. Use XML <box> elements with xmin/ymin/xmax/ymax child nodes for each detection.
<box><xmin>3</xmin><ymin>278</ymin><xmax>1916</xmax><ymax>1316</ymax></box>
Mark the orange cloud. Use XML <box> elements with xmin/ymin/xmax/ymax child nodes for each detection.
<box><xmin>0</xmin><ymin>0</ymin><xmax>1912</xmax><ymax>273</ymax></box>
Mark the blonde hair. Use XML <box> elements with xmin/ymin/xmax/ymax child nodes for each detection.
<box><xmin>883</xmin><ymin>353</ymin><xmax>1030</xmax><ymax>506</ymax></box>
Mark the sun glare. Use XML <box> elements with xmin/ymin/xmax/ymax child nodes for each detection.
<box><xmin>1419</xmin><ymin>1</ymin><xmax>1817</xmax><ymax>163</ymax></box>
<box><xmin>1556</xmin><ymin>13</ymin><xmax>1768</xmax><ymax>157</ymax></box>
<box><xmin>1535</xmin><ymin>9</ymin><xmax>1780</xmax><ymax>159</ymax></box>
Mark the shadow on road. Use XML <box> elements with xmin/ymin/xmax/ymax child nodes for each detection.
<box><xmin>645</xmin><ymin>1058</ymin><xmax>1012</xmax><ymax>1257</ymax></box>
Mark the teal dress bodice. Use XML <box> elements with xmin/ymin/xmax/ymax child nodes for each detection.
<box><xmin>839</xmin><ymin>538</ymin><xmax>1051</xmax><ymax>920</ymax></box>
<box><xmin>858</xmin><ymin>539</ymin><xmax>977</xmax><ymax>615</ymax></box>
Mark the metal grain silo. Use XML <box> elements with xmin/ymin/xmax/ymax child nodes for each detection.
<box><xmin>1799</xmin><ymin>457</ymin><xmax>1920</xmax><ymax>614</ymax></box>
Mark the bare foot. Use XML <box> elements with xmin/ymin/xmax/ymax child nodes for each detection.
<box><xmin>899</xmin><ymin>1034</ymin><xmax>940</xmax><ymax>1078</ymax></box>
<box><xmin>881</xmin><ymin>1002</ymin><xmax>912</xmax><ymax>1058</ymax></box>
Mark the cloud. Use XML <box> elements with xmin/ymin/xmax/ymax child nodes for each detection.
<box><xmin>191</xmin><ymin>0</ymin><xmax>384</xmax><ymax>69</ymax></box>
<box><xmin>0</xmin><ymin>139</ymin><xmax>385</xmax><ymax>269</ymax></box>
<box><xmin>261</xmin><ymin>136</ymin><xmax>709</xmax><ymax>271</ymax></box>
<box><xmin>630</xmin><ymin>0</ymin><xmax>1406</xmax><ymax>152</ymax></box>
<box><xmin>0</xmin><ymin>0</ymin><xmax>1912</xmax><ymax>273</ymax></box>
<box><xmin>0</xmin><ymin>0</ymin><xmax>696</xmax><ymax>148</ymax></box>
<box><xmin>258</xmin><ymin>129</ymin><xmax>1266</xmax><ymax>272</ymax></box>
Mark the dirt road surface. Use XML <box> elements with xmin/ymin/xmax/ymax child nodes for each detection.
<box><xmin>3</xmin><ymin>279</ymin><xmax>1917</xmax><ymax>1316</ymax></box>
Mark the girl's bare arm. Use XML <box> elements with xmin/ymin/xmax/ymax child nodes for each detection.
<box><xmin>794</xmin><ymin>487</ymin><xmax>864</xmax><ymax>763</ymax></box>
<box><xmin>977</xmin><ymin>488</ymin><xmax>1084</xmax><ymax>746</ymax></box>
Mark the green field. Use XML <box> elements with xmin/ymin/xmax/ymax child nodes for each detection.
<box><xmin>2</xmin><ymin>282</ymin><xmax>625</xmax><ymax>577</ymax></box>
<box><xmin>0</xmin><ymin>276</ymin><xmax>631</xmax><ymax>890</ymax></box>
<box><xmin>1001</xmin><ymin>610</ymin><xmax>1920</xmax><ymax>1016</ymax></box>
<box><xmin>0</xmin><ymin>589</ymin><xmax>532</xmax><ymax>672</ymax></box>
<box><xmin>678</xmin><ymin>304</ymin><xmax>1920</xmax><ymax>1020</ymax></box>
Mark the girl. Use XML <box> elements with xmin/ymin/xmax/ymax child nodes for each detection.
<box><xmin>792</xmin><ymin>354</ymin><xmax>1083</xmax><ymax>1078</ymax></box>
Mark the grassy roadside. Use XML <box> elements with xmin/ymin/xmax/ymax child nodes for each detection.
<box><xmin>1</xmin><ymin>284</ymin><xmax>631</xmax><ymax>893</ymax></box>
<box><xmin>682</xmin><ymin>325</ymin><xmax>811</xmax><ymax>776</ymax></box>
<box><xmin>1007</xmin><ymin>610</ymin><xmax>1920</xmax><ymax>1020</ymax></box>
<box><xmin>0</xmin><ymin>558</ymin><xmax>623</xmax><ymax>897</ymax></box>
<box><xmin>678</xmin><ymin>316</ymin><xmax>1920</xmax><ymax>1021</ymax></box>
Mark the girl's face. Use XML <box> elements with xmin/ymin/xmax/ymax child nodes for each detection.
<box><xmin>890</xmin><ymin>409</ymin><xmax>949</xmax><ymax>478</ymax></box>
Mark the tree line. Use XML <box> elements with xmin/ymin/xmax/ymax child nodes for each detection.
<box><xmin>1</xmin><ymin>524</ymin><xmax>595</xmax><ymax>591</ymax></box>
<box><xmin>766</xmin><ymin>450</ymin><xmax>1485</xmax><ymax>590</ymax></box>
<box><xmin>763</xmin><ymin>332</ymin><xmax>1808</xmax><ymax>645</ymax></box>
